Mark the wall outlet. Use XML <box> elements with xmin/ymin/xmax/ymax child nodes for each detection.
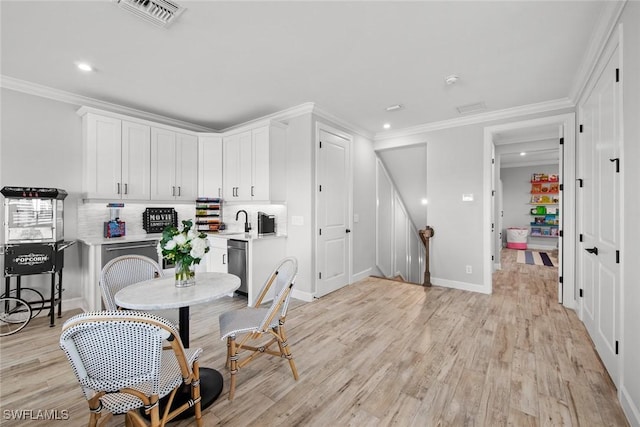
<box><xmin>466</xmin><ymin>265</ymin><xmax>472</xmax><ymax>274</ymax></box>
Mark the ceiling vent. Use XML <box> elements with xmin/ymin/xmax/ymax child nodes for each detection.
<box><xmin>456</xmin><ymin>102</ymin><xmax>486</xmax><ymax>115</ymax></box>
<box><xmin>114</xmin><ymin>0</ymin><xmax>185</xmax><ymax>28</ymax></box>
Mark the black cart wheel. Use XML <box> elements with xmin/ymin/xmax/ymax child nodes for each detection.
<box><xmin>1</xmin><ymin>288</ymin><xmax>45</xmax><ymax>319</ymax></box>
<box><xmin>0</xmin><ymin>297</ymin><xmax>32</xmax><ymax>336</ymax></box>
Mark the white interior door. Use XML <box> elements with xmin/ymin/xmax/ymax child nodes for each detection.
<box><xmin>316</xmin><ymin>128</ymin><xmax>351</xmax><ymax>297</ymax></box>
<box><xmin>578</xmin><ymin>45</ymin><xmax>621</xmax><ymax>386</ymax></box>
<box><xmin>557</xmin><ymin>125</ymin><xmax>564</xmax><ymax>304</ymax></box>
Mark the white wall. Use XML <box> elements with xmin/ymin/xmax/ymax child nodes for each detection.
<box><xmin>618</xmin><ymin>2</ymin><xmax>640</xmax><ymax>424</ymax></box>
<box><xmin>283</xmin><ymin>114</ymin><xmax>314</xmax><ymax>299</ymax></box>
<box><xmin>351</xmin><ymin>133</ymin><xmax>377</xmax><ymax>280</ymax></box>
<box><xmin>377</xmin><ymin>144</ymin><xmax>427</xmax><ymax>228</ymax></box>
<box><xmin>0</xmin><ymin>88</ymin><xmax>83</xmax><ymax>300</ymax></box>
<box><xmin>500</xmin><ymin>164</ymin><xmax>559</xmax><ymax>250</ymax></box>
<box><xmin>425</xmin><ymin>125</ymin><xmax>485</xmax><ymax>291</ymax></box>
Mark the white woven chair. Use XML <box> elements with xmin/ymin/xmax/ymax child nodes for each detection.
<box><xmin>100</xmin><ymin>255</ymin><xmax>179</xmax><ymax>326</ymax></box>
<box><xmin>59</xmin><ymin>311</ymin><xmax>203</xmax><ymax>427</ymax></box>
<box><xmin>219</xmin><ymin>257</ymin><xmax>299</xmax><ymax>400</ymax></box>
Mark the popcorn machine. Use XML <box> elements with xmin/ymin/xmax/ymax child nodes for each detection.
<box><xmin>1</xmin><ymin>187</ymin><xmax>75</xmax><ymax>335</ymax></box>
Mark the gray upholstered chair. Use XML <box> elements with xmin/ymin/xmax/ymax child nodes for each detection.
<box><xmin>219</xmin><ymin>257</ymin><xmax>299</xmax><ymax>400</ymax></box>
<box><xmin>99</xmin><ymin>255</ymin><xmax>179</xmax><ymax>326</ymax></box>
<box><xmin>59</xmin><ymin>311</ymin><xmax>203</xmax><ymax>427</ymax></box>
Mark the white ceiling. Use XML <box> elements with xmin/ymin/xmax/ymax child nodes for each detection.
<box><xmin>0</xmin><ymin>0</ymin><xmax>610</xmax><ymax>136</ymax></box>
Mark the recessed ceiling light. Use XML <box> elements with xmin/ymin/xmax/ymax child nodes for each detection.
<box><xmin>520</xmin><ymin>152</ymin><xmax>527</xmax><ymax>156</ymax></box>
<box><xmin>385</xmin><ymin>104</ymin><xmax>404</xmax><ymax>112</ymax></box>
<box><xmin>421</xmin><ymin>198</ymin><xmax>428</xmax><ymax>205</ymax></box>
<box><xmin>76</xmin><ymin>62</ymin><xmax>93</xmax><ymax>72</ymax></box>
<box><xmin>445</xmin><ymin>74</ymin><xmax>459</xmax><ymax>85</ymax></box>
<box><xmin>383</xmin><ymin>123</ymin><xmax>391</xmax><ymax>129</ymax></box>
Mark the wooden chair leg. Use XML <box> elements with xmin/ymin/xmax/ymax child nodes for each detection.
<box><xmin>192</xmin><ymin>360</ymin><xmax>203</xmax><ymax>426</ymax></box>
<box><xmin>279</xmin><ymin>326</ymin><xmax>299</xmax><ymax>380</ymax></box>
<box><xmin>225</xmin><ymin>336</ymin><xmax>231</xmax><ymax>369</ymax></box>
<box><xmin>229</xmin><ymin>336</ymin><xmax>238</xmax><ymax>400</ymax></box>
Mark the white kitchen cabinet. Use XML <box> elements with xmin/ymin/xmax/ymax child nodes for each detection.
<box><xmin>122</xmin><ymin>121</ymin><xmax>152</xmax><ymax>199</ymax></box>
<box><xmin>223</xmin><ymin>122</ymin><xmax>287</xmax><ymax>202</ymax></box>
<box><xmin>206</xmin><ymin>236</ymin><xmax>228</xmax><ymax>273</ymax></box>
<box><xmin>198</xmin><ymin>135</ymin><xmax>223</xmax><ymax>198</ymax></box>
<box><xmin>223</xmin><ymin>131</ymin><xmax>252</xmax><ymax>200</ymax></box>
<box><xmin>82</xmin><ymin>113</ymin><xmax>151</xmax><ymax>200</ymax></box>
<box><xmin>151</xmin><ymin>128</ymin><xmax>198</xmax><ymax>201</ymax></box>
<box><xmin>247</xmin><ymin>237</ymin><xmax>286</xmax><ymax>306</ymax></box>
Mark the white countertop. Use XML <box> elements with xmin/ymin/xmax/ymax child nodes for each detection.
<box><xmin>78</xmin><ymin>234</ymin><xmax>161</xmax><ymax>246</ymax></box>
<box><xmin>79</xmin><ymin>232</ymin><xmax>286</xmax><ymax>246</ymax></box>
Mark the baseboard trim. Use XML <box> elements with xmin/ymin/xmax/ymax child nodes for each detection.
<box><xmin>352</xmin><ymin>267</ymin><xmax>373</xmax><ymax>283</ymax></box>
<box><xmin>620</xmin><ymin>385</ymin><xmax>640</xmax><ymax>427</ymax></box>
<box><xmin>431</xmin><ymin>276</ymin><xmax>491</xmax><ymax>295</ymax></box>
<box><xmin>291</xmin><ymin>289</ymin><xmax>314</xmax><ymax>302</ymax></box>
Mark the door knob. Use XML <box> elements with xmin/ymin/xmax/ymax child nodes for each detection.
<box><xmin>585</xmin><ymin>247</ymin><xmax>598</xmax><ymax>255</ymax></box>
<box><xmin>346</xmin><ymin>229</ymin><xmax>351</xmax><ymax>233</ymax></box>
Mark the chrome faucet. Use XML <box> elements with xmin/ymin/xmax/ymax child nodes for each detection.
<box><xmin>235</xmin><ymin>210</ymin><xmax>251</xmax><ymax>233</ymax></box>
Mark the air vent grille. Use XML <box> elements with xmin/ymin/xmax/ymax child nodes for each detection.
<box><xmin>456</xmin><ymin>102</ymin><xmax>487</xmax><ymax>115</ymax></box>
<box><xmin>114</xmin><ymin>0</ymin><xmax>185</xmax><ymax>27</ymax></box>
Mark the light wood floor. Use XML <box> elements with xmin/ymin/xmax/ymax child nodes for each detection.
<box><xmin>0</xmin><ymin>249</ymin><xmax>629</xmax><ymax>426</ymax></box>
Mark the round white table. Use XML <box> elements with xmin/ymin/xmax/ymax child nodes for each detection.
<box><xmin>115</xmin><ymin>271</ymin><xmax>240</xmax><ymax>347</ymax></box>
<box><xmin>114</xmin><ymin>271</ymin><xmax>240</xmax><ymax>416</ymax></box>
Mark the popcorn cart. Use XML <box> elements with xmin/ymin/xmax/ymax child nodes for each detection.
<box><xmin>1</xmin><ymin>187</ymin><xmax>75</xmax><ymax>336</ymax></box>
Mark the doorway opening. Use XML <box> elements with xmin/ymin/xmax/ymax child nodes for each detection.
<box><xmin>483</xmin><ymin>113</ymin><xmax>577</xmax><ymax>309</ymax></box>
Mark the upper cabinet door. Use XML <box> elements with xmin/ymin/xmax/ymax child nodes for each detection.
<box><xmin>237</xmin><ymin>132</ymin><xmax>253</xmax><ymax>200</ymax></box>
<box><xmin>198</xmin><ymin>135</ymin><xmax>223</xmax><ymax>198</ymax></box>
<box><xmin>223</xmin><ymin>132</ymin><xmax>241</xmax><ymax>200</ymax></box>
<box><xmin>223</xmin><ymin>131</ymin><xmax>252</xmax><ymax>201</ymax></box>
<box><xmin>150</xmin><ymin>127</ymin><xmax>177</xmax><ymax>201</ymax></box>
<box><xmin>175</xmin><ymin>132</ymin><xmax>198</xmax><ymax>201</ymax></box>
<box><xmin>251</xmin><ymin>126</ymin><xmax>270</xmax><ymax>201</ymax></box>
<box><xmin>84</xmin><ymin>114</ymin><xmax>122</xmax><ymax>199</ymax></box>
<box><xmin>121</xmin><ymin>121</ymin><xmax>151</xmax><ymax>200</ymax></box>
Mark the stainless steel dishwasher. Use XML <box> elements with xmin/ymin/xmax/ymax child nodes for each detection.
<box><xmin>227</xmin><ymin>239</ymin><xmax>248</xmax><ymax>295</ymax></box>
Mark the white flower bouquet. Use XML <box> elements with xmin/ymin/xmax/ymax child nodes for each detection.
<box><xmin>159</xmin><ymin>219</ymin><xmax>209</xmax><ymax>286</ymax></box>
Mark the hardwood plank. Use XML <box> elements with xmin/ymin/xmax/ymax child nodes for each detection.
<box><xmin>0</xmin><ymin>248</ymin><xmax>629</xmax><ymax>426</ymax></box>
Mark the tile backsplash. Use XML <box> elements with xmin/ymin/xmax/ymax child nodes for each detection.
<box><xmin>77</xmin><ymin>201</ymin><xmax>287</xmax><ymax>239</ymax></box>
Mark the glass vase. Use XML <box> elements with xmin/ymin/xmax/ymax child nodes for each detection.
<box><xmin>175</xmin><ymin>261</ymin><xmax>196</xmax><ymax>287</ymax></box>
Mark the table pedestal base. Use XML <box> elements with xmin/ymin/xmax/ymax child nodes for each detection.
<box><xmin>142</xmin><ymin>367</ymin><xmax>224</xmax><ymax>422</ymax></box>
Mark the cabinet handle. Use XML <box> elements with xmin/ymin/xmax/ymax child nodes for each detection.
<box><xmin>172</xmin><ymin>186</ymin><xmax>175</xmax><ymax>196</ymax></box>
<box><xmin>251</xmin><ymin>186</ymin><xmax>254</xmax><ymax>197</ymax></box>
<box><xmin>218</xmin><ymin>187</ymin><xmax>221</xmax><ymax>197</ymax></box>
<box><xmin>178</xmin><ymin>186</ymin><xmax>181</xmax><ymax>196</ymax></box>
<box><xmin>117</xmin><ymin>183</ymin><xmax>121</xmax><ymax>194</ymax></box>
<box><xmin>222</xmin><ymin>254</ymin><xmax>226</xmax><ymax>264</ymax></box>
<box><xmin>124</xmin><ymin>183</ymin><xmax>128</xmax><ymax>195</ymax></box>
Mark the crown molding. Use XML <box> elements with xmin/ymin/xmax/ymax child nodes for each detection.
<box><xmin>220</xmin><ymin>102</ymin><xmax>316</xmax><ymax>133</ymax></box>
<box><xmin>569</xmin><ymin>0</ymin><xmax>627</xmax><ymax>103</ymax></box>
<box><xmin>0</xmin><ymin>75</ymin><xmax>216</xmax><ymax>132</ymax></box>
<box><xmin>374</xmin><ymin>97</ymin><xmax>574</xmax><ymax>144</ymax></box>
<box><xmin>310</xmin><ymin>104</ymin><xmax>374</xmax><ymax>140</ymax></box>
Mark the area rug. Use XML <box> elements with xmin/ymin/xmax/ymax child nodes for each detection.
<box><xmin>516</xmin><ymin>250</ymin><xmax>557</xmax><ymax>267</ymax></box>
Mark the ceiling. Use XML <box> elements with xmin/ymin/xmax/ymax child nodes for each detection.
<box><xmin>0</xmin><ymin>1</ymin><xmax>610</xmax><ymax>136</ymax></box>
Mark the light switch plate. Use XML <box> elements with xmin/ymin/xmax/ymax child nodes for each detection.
<box><xmin>462</xmin><ymin>194</ymin><xmax>474</xmax><ymax>202</ymax></box>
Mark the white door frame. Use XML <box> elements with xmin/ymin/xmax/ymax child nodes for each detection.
<box><xmin>314</xmin><ymin>121</ymin><xmax>353</xmax><ymax>297</ymax></box>
<box><xmin>483</xmin><ymin>113</ymin><xmax>576</xmax><ymax>308</ymax></box>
